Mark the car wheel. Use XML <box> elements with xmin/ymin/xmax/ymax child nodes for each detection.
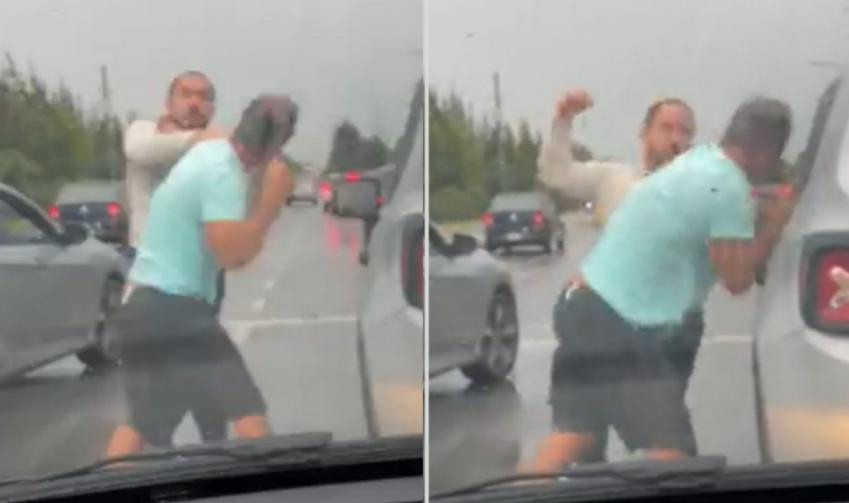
<box><xmin>461</xmin><ymin>290</ymin><xmax>519</xmax><ymax>384</ymax></box>
<box><xmin>557</xmin><ymin>236</ymin><xmax>565</xmax><ymax>253</ymax></box>
<box><xmin>77</xmin><ymin>276</ymin><xmax>123</xmax><ymax>370</ymax></box>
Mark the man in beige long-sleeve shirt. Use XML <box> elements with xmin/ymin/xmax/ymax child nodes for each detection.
<box><xmin>122</xmin><ymin>70</ymin><xmax>229</xmax><ymax>443</ymax></box>
<box><xmin>124</xmin><ymin>70</ymin><xmax>222</xmax><ymax>252</ymax></box>
<box><xmin>537</xmin><ymin>90</ymin><xmax>695</xmax><ymax>223</ymax></box>
<box><xmin>534</xmin><ymin>90</ymin><xmax>699</xmax><ymax>465</ymax></box>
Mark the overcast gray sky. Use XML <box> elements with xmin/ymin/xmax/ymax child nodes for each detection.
<box><xmin>429</xmin><ymin>0</ymin><xmax>849</xmax><ymax>162</ymax></box>
<box><xmin>0</xmin><ymin>0</ymin><xmax>422</xmax><ymax>164</ymax></box>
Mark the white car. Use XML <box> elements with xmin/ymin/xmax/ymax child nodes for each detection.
<box><xmin>753</xmin><ymin>69</ymin><xmax>849</xmax><ymax>462</ymax></box>
<box><xmin>352</xmin><ymin>90</ymin><xmax>424</xmax><ymax>438</ymax></box>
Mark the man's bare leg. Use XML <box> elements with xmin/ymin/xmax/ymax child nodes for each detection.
<box><xmin>233</xmin><ymin>415</ymin><xmax>271</xmax><ymax>439</ymax></box>
<box><xmin>105</xmin><ymin>424</ymin><xmax>144</xmax><ymax>458</ymax></box>
<box><xmin>526</xmin><ymin>432</ymin><xmax>596</xmax><ymax>472</ymax></box>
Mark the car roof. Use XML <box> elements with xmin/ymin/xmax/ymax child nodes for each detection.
<box><xmin>56</xmin><ymin>180</ymin><xmax>124</xmax><ymax>204</ymax></box>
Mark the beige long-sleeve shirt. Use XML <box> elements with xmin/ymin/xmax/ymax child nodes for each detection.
<box><xmin>123</xmin><ymin>120</ymin><xmax>195</xmax><ymax>248</ymax></box>
<box><xmin>537</xmin><ymin>117</ymin><xmax>644</xmax><ymax>225</ymax></box>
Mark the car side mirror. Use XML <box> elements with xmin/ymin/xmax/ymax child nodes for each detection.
<box><xmin>339</xmin><ymin>179</ymin><xmax>381</xmax><ymax>220</ymax></box>
<box><xmin>451</xmin><ymin>233</ymin><xmax>478</xmax><ymax>256</ymax></box>
<box><xmin>60</xmin><ymin>221</ymin><xmax>90</xmax><ymax>246</ymax></box>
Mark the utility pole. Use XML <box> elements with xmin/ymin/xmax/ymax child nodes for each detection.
<box><xmin>99</xmin><ymin>65</ymin><xmax>118</xmax><ymax>179</ymax></box>
<box><xmin>493</xmin><ymin>72</ymin><xmax>505</xmax><ymax>191</ymax></box>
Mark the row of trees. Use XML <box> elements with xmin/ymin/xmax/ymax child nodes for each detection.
<box><xmin>429</xmin><ymin>89</ymin><xmax>593</xmax><ymax>222</ymax></box>
<box><xmin>0</xmin><ymin>54</ymin><xmax>123</xmax><ymax>205</ymax></box>
<box><xmin>325</xmin><ymin>121</ymin><xmax>389</xmax><ymax>173</ymax></box>
<box><xmin>325</xmin><ymin>78</ymin><xmax>423</xmax><ymax>178</ymax></box>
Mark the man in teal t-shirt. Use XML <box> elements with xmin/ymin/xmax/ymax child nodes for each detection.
<box><xmin>105</xmin><ymin>95</ymin><xmax>297</xmax><ymax>458</ymax></box>
<box><xmin>530</xmin><ymin>97</ymin><xmax>796</xmax><ymax>471</ymax></box>
<box><xmin>129</xmin><ymin>137</ymin><xmax>250</xmax><ymax>305</ymax></box>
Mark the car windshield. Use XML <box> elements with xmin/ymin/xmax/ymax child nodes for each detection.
<box><xmin>429</xmin><ymin>0</ymin><xmax>849</xmax><ymax>498</ymax></box>
<box><xmin>0</xmin><ymin>0</ymin><xmax>423</xmax><ymax>496</ymax></box>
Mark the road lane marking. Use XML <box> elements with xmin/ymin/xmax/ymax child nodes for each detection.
<box><xmin>707</xmin><ymin>334</ymin><xmax>752</xmax><ymax>344</ymax></box>
<box><xmin>226</xmin><ymin>314</ymin><xmax>357</xmax><ymax>328</ymax></box>
<box><xmin>518</xmin><ymin>333</ymin><xmax>753</xmax><ymax>348</ymax></box>
<box><xmin>222</xmin><ymin>314</ymin><xmax>358</xmax><ymax>346</ymax></box>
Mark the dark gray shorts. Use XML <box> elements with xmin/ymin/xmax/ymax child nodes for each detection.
<box><xmin>548</xmin><ymin>286</ymin><xmax>697</xmax><ymax>454</ymax></box>
<box><xmin>109</xmin><ymin>287</ymin><xmax>266</xmax><ymax>447</ymax></box>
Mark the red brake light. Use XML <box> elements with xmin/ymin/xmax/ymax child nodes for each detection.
<box><xmin>345</xmin><ymin>171</ymin><xmax>361</xmax><ymax>182</ymax></box>
<box><xmin>107</xmin><ymin>202</ymin><xmax>121</xmax><ymax>218</ymax></box>
<box><xmin>319</xmin><ymin>182</ymin><xmax>332</xmax><ymax>200</ymax></box>
<box><xmin>482</xmin><ymin>212</ymin><xmax>494</xmax><ymax>226</ymax></box>
<box><xmin>815</xmin><ymin>250</ymin><xmax>849</xmax><ymax>323</ymax></box>
<box><xmin>533</xmin><ymin>211</ymin><xmax>545</xmax><ymax>227</ymax></box>
<box><xmin>48</xmin><ymin>205</ymin><xmax>60</xmax><ymax>219</ymax></box>
<box><xmin>377</xmin><ymin>195</ymin><xmax>385</xmax><ymax>207</ymax></box>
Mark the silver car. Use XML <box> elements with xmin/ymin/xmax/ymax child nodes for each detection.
<box><xmin>753</xmin><ymin>70</ymin><xmax>849</xmax><ymax>462</ymax></box>
<box><xmin>429</xmin><ymin>226</ymin><xmax>519</xmax><ymax>384</ymax></box>
<box><xmin>287</xmin><ymin>171</ymin><xmax>319</xmax><ymax>206</ymax></box>
<box><xmin>0</xmin><ymin>183</ymin><xmax>128</xmax><ymax>382</ymax></box>
<box><xmin>351</xmin><ymin>100</ymin><xmax>424</xmax><ymax>438</ymax></box>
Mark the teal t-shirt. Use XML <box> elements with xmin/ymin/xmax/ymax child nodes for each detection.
<box><xmin>581</xmin><ymin>143</ymin><xmax>756</xmax><ymax>326</ymax></box>
<box><xmin>130</xmin><ymin>139</ymin><xmax>248</xmax><ymax>304</ymax></box>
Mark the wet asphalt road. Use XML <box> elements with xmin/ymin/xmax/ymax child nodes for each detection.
<box><xmin>0</xmin><ymin>204</ymin><xmax>373</xmax><ymax>481</ymax></box>
<box><xmin>429</xmin><ymin>213</ymin><xmax>762</xmax><ymax>494</ymax></box>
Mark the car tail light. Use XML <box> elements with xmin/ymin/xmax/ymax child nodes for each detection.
<box><xmin>107</xmin><ymin>202</ymin><xmax>121</xmax><ymax>218</ymax></box>
<box><xmin>801</xmin><ymin>234</ymin><xmax>849</xmax><ymax>334</ymax></box>
<box><xmin>482</xmin><ymin>212</ymin><xmax>494</xmax><ymax>227</ymax></box>
<box><xmin>813</xmin><ymin>250</ymin><xmax>849</xmax><ymax>324</ymax></box>
<box><xmin>48</xmin><ymin>205</ymin><xmax>60</xmax><ymax>219</ymax></box>
<box><xmin>377</xmin><ymin>195</ymin><xmax>385</xmax><ymax>207</ymax></box>
<box><xmin>319</xmin><ymin>182</ymin><xmax>332</xmax><ymax>200</ymax></box>
<box><xmin>401</xmin><ymin>218</ymin><xmax>424</xmax><ymax>309</ymax></box>
<box><xmin>345</xmin><ymin>171</ymin><xmax>361</xmax><ymax>182</ymax></box>
<box><xmin>533</xmin><ymin>211</ymin><xmax>545</xmax><ymax>227</ymax></box>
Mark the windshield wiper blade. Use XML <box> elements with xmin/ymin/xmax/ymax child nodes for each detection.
<box><xmin>432</xmin><ymin>455</ymin><xmax>727</xmax><ymax>500</ymax></box>
<box><xmin>0</xmin><ymin>431</ymin><xmax>332</xmax><ymax>488</ymax></box>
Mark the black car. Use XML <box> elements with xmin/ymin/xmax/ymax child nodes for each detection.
<box><xmin>483</xmin><ymin>191</ymin><xmax>566</xmax><ymax>254</ymax></box>
<box><xmin>50</xmin><ymin>180</ymin><xmax>128</xmax><ymax>247</ymax></box>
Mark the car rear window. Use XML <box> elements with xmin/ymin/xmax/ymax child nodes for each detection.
<box><xmin>56</xmin><ymin>183</ymin><xmax>122</xmax><ymax>204</ymax></box>
<box><xmin>489</xmin><ymin>192</ymin><xmax>543</xmax><ymax>211</ymax></box>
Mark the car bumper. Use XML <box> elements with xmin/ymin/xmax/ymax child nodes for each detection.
<box><xmin>485</xmin><ymin>228</ymin><xmax>549</xmax><ymax>246</ymax></box>
<box><xmin>756</xmin><ymin>326</ymin><xmax>849</xmax><ymax>461</ymax></box>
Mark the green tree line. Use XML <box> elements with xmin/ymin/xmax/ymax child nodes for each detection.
<box><xmin>429</xmin><ymin>89</ymin><xmax>593</xmax><ymax>222</ymax></box>
<box><xmin>325</xmin><ymin>78</ymin><xmax>423</xmax><ymax>179</ymax></box>
<box><xmin>0</xmin><ymin>54</ymin><xmax>123</xmax><ymax>206</ymax></box>
<box><xmin>325</xmin><ymin>120</ymin><xmax>390</xmax><ymax>174</ymax></box>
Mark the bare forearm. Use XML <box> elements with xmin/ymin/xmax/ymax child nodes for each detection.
<box><xmin>751</xmin><ymin>216</ymin><xmax>785</xmax><ymax>269</ymax></box>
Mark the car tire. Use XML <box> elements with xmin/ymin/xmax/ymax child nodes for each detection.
<box><xmin>461</xmin><ymin>290</ymin><xmax>519</xmax><ymax>384</ymax></box>
<box><xmin>557</xmin><ymin>236</ymin><xmax>565</xmax><ymax>253</ymax></box>
<box><xmin>77</xmin><ymin>276</ymin><xmax>123</xmax><ymax>370</ymax></box>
